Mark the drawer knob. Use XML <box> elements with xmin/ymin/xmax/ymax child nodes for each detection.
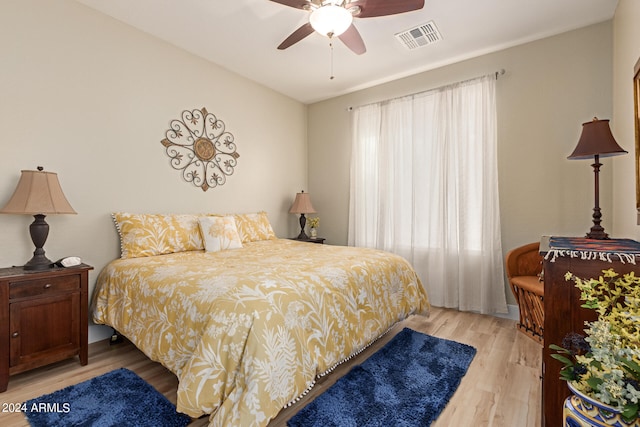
<box><xmin>11</xmin><ymin>331</ymin><xmax>19</xmax><ymax>338</ymax></box>
<box><xmin>43</xmin><ymin>283</ymin><xmax>52</xmax><ymax>289</ymax></box>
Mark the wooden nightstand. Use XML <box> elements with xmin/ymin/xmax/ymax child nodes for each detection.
<box><xmin>0</xmin><ymin>264</ymin><xmax>93</xmax><ymax>392</ymax></box>
<box><xmin>290</xmin><ymin>237</ymin><xmax>325</xmax><ymax>244</ymax></box>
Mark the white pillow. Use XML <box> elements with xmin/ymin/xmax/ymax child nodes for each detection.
<box><xmin>198</xmin><ymin>216</ymin><xmax>243</xmax><ymax>252</ymax></box>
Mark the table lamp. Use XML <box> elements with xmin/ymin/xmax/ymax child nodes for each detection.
<box><xmin>289</xmin><ymin>190</ymin><xmax>316</xmax><ymax>239</ymax></box>
<box><xmin>568</xmin><ymin>118</ymin><xmax>627</xmax><ymax>239</ymax></box>
<box><xmin>0</xmin><ymin>167</ymin><xmax>77</xmax><ymax>270</ymax></box>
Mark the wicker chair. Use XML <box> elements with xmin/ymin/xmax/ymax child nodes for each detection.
<box><xmin>505</xmin><ymin>242</ymin><xmax>544</xmax><ymax>343</ymax></box>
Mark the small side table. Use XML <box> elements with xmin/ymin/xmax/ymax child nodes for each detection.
<box><xmin>0</xmin><ymin>264</ymin><xmax>93</xmax><ymax>392</ymax></box>
<box><xmin>290</xmin><ymin>237</ymin><xmax>325</xmax><ymax>244</ymax></box>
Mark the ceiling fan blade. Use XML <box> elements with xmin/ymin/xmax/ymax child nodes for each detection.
<box><xmin>339</xmin><ymin>24</ymin><xmax>366</xmax><ymax>55</ymax></box>
<box><xmin>350</xmin><ymin>0</ymin><xmax>425</xmax><ymax>18</ymax></box>
<box><xmin>278</xmin><ymin>22</ymin><xmax>315</xmax><ymax>50</ymax></box>
<box><xmin>269</xmin><ymin>0</ymin><xmax>311</xmax><ymax>10</ymax></box>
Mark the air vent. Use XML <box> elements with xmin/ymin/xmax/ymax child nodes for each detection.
<box><xmin>395</xmin><ymin>21</ymin><xmax>442</xmax><ymax>50</ymax></box>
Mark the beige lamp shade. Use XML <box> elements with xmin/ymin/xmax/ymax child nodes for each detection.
<box><xmin>0</xmin><ymin>168</ymin><xmax>76</xmax><ymax>215</ymax></box>
<box><xmin>289</xmin><ymin>191</ymin><xmax>316</xmax><ymax>214</ymax></box>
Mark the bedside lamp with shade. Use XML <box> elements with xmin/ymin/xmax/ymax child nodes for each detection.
<box><xmin>568</xmin><ymin>118</ymin><xmax>627</xmax><ymax>240</ymax></box>
<box><xmin>0</xmin><ymin>167</ymin><xmax>77</xmax><ymax>270</ymax></box>
<box><xmin>289</xmin><ymin>190</ymin><xmax>316</xmax><ymax>240</ymax></box>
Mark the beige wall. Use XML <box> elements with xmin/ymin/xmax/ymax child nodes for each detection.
<box><xmin>0</xmin><ymin>0</ymin><xmax>307</xmax><ymax>342</ymax></box>
<box><xmin>1</xmin><ymin>0</ymin><xmax>628</xmax><ymax>342</ymax></box>
<box><xmin>612</xmin><ymin>0</ymin><xmax>640</xmax><ymax>239</ymax></box>
<box><xmin>307</xmin><ymin>22</ymin><xmax>613</xmax><ymax>306</ymax></box>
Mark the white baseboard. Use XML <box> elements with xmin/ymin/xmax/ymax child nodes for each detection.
<box><xmin>493</xmin><ymin>304</ymin><xmax>519</xmax><ymax>321</ymax></box>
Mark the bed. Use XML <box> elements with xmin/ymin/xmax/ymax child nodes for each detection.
<box><xmin>91</xmin><ymin>212</ymin><xmax>430</xmax><ymax>426</ymax></box>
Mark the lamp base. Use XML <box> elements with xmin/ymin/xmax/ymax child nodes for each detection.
<box><xmin>585</xmin><ymin>227</ymin><xmax>609</xmax><ymax>240</ymax></box>
<box><xmin>23</xmin><ymin>214</ymin><xmax>53</xmax><ymax>270</ymax></box>
<box><xmin>584</xmin><ymin>159</ymin><xmax>610</xmax><ymax>240</ymax></box>
<box><xmin>296</xmin><ymin>230</ymin><xmax>310</xmax><ymax>240</ymax></box>
<box><xmin>296</xmin><ymin>213</ymin><xmax>309</xmax><ymax>240</ymax></box>
<box><xmin>586</xmin><ymin>200</ymin><xmax>609</xmax><ymax>240</ymax></box>
<box><xmin>23</xmin><ymin>255</ymin><xmax>54</xmax><ymax>270</ymax></box>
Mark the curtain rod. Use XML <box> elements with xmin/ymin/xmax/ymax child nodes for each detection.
<box><xmin>347</xmin><ymin>68</ymin><xmax>506</xmax><ymax>112</ymax></box>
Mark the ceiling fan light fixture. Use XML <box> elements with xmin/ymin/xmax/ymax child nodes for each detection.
<box><xmin>309</xmin><ymin>5</ymin><xmax>353</xmax><ymax>37</ymax></box>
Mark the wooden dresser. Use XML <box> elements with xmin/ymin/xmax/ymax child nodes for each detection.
<box><xmin>0</xmin><ymin>264</ymin><xmax>93</xmax><ymax>392</ymax></box>
<box><xmin>540</xmin><ymin>236</ymin><xmax>640</xmax><ymax>427</ymax></box>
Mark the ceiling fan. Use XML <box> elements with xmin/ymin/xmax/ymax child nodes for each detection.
<box><xmin>271</xmin><ymin>0</ymin><xmax>425</xmax><ymax>55</ymax></box>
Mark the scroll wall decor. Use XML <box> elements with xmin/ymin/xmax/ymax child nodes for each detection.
<box><xmin>161</xmin><ymin>107</ymin><xmax>239</xmax><ymax>191</ymax></box>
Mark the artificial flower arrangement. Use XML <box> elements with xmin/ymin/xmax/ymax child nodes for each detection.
<box><xmin>550</xmin><ymin>269</ymin><xmax>640</xmax><ymax>421</ymax></box>
<box><xmin>308</xmin><ymin>217</ymin><xmax>320</xmax><ymax>229</ymax></box>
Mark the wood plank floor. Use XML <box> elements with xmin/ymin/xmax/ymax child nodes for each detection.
<box><xmin>0</xmin><ymin>307</ymin><xmax>542</xmax><ymax>426</ymax></box>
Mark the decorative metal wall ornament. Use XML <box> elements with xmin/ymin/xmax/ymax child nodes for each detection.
<box><xmin>161</xmin><ymin>107</ymin><xmax>239</xmax><ymax>191</ymax></box>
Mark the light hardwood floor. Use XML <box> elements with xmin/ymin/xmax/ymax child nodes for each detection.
<box><xmin>0</xmin><ymin>307</ymin><xmax>542</xmax><ymax>426</ymax></box>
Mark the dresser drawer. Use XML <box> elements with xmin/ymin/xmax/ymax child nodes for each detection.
<box><xmin>9</xmin><ymin>275</ymin><xmax>80</xmax><ymax>299</ymax></box>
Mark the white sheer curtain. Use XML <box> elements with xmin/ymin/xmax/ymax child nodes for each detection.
<box><xmin>348</xmin><ymin>75</ymin><xmax>507</xmax><ymax>314</ymax></box>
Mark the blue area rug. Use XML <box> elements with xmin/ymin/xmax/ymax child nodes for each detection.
<box><xmin>23</xmin><ymin>368</ymin><xmax>191</xmax><ymax>427</ymax></box>
<box><xmin>288</xmin><ymin>328</ymin><xmax>476</xmax><ymax>427</ymax></box>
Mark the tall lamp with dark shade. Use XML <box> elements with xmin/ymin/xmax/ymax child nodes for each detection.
<box><xmin>568</xmin><ymin>118</ymin><xmax>627</xmax><ymax>240</ymax></box>
<box><xmin>0</xmin><ymin>167</ymin><xmax>77</xmax><ymax>270</ymax></box>
<box><xmin>289</xmin><ymin>190</ymin><xmax>316</xmax><ymax>240</ymax></box>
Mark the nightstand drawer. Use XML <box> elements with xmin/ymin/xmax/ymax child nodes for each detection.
<box><xmin>9</xmin><ymin>275</ymin><xmax>80</xmax><ymax>299</ymax></box>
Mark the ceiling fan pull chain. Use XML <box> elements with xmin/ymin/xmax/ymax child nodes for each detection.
<box><xmin>329</xmin><ymin>40</ymin><xmax>335</xmax><ymax>80</ymax></box>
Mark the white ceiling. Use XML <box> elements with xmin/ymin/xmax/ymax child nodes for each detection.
<box><xmin>75</xmin><ymin>0</ymin><xmax>618</xmax><ymax>104</ymax></box>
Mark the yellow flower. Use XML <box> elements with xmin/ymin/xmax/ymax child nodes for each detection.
<box><xmin>552</xmin><ymin>269</ymin><xmax>640</xmax><ymax>420</ymax></box>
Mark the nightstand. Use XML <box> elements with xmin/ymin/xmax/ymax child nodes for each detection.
<box><xmin>0</xmin><ymin>264</ymin><xmax>93</xmax><ymax>392</ymax></box>
<box><xmin>290</xmin><ymin>237</ymin><xmax>325</xmax><ymax>244</ymax></box>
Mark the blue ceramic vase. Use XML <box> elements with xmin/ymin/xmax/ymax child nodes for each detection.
<box><xmin>564</xmin><ymin>382</ymin><xmax>640</xmax><ymax>427</ymax></box>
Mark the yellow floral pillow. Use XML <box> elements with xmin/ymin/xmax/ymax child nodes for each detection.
<box><xmin>233</xmin><ymin>211</ymin><xmax>276</xmax><ymax>243</ymax></box>
<box><xmin>112</xmin><ymin>213</ymin><xmax>204</xmax><ymax>259</ymax></box>
<box><xmin>198</xmin><ymin>216</ymin><xmax>243</xmax><ymax>252</ymax></box>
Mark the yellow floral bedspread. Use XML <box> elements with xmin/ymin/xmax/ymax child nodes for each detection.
<box><xmin>91</xmin><ymin>239</ymin><xmax>430</xmax><ymax>426</ymax></box>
